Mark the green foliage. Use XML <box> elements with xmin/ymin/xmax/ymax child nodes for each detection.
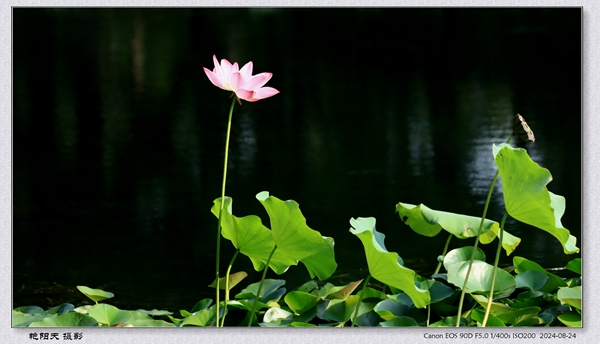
<box><xmin>76</xmin><ymin>286</ymin><xmax>114</xmax><ymax>304</ymax></box>
<box><xmin>256</xmin><ymin>191</ymin><xmax>337</xmax><ymax>280</ymax></box>
<box><xmin>396</xmin><ymin>203</ymin><xmax>520</xmax><ymax>255</ymax></box>
<box><xmin>14</xmin><ymin>135</ymin><xmax>581</xmax><ymax>328</ymax></box>
<box><xmin>349</xmin><ymin>217</ymin><xmax>430</xmax><ymax>308</ymax></box>
<box><xmin>493</xmin><ymin>144</ymin><xmax>579</xmax><ymax>254</ymax></box>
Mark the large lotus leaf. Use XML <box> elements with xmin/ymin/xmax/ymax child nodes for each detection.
<box><xmin>557</xmin><ymin>311</ymin><xmax>582</xmax><ymax>327</ymax></box>
<box><xmin>256</xmin><ymin>191</ymin><xmax>337</xmax><ymax>280</ymax></box>
<box><xmin>557</xmin><ymin>286</ymin><xmax>581</xmax><ymax>310</ymax></box>
<box><xmin>513</xmin><ymin>256</ymin><xmax>568</xmax><ymax>293</ymax></box>
<box><xmin>471</xmin><ymin>308</ymin><xmax>506</xmax><ymax>327</ymax></box>
<box><xmin>45</xmin><ymin>303</ymin><xmax>75</xmax><ymax>315</ymax></box>
<box><xmin>284</xmin><ymin>291</ymin><xmax>321</xmax><ymax>315</ymax></box>
<box><xmin>76</xmin><ymin>286</ymin><xmax>114</xmax><ymax>303</ymax></box>
<box><xmin>515</xmin><ymin>270</ymin><xmax>549</xmax><ymax>291</ymax></box>
<box><xmin>318</xmin><ymin>295</ymin><xmax>361</xmax><ymax>323</ymax></box>
<box><xmin>471</xmin><ymin>294</ymin><xmax>512</xmax><ymax>313</ymax></box>
<box><xmin>180</xmin><ymin>309</ymin><xmax>216</xmax><ymax>327</ymax></box>
<box><xmin>236</xmin><ymin>279</ymin><xmax>286</xmax><ymax>303</ymax></box>
<box><xmin>396</xmin><ymin>203</ymin><xmax>520</xmax><ymax>255</ymax></box>
<box><xmin>212</xmin><ymin>197</ymin><xmax>298</xmax><ymax>274</ymax></box>
<box><xmin>13</xmin><ymin>306</ymin><xmax>45</xmax><ymax>316</ymax></box>
<box><xmin>443</xmin><ymin>246</ymin><xmax>486</xmax><ymax>273</ymax></box>
<box><xmin>87</xmin><ymin>304</ymin><xmax>130</xmax><ymax>326</ymax></box>
<box><xmin>122</xmin><ymin>311</ymin><xmax>175</xmax><ymax>327</ymax></box>
<box><xmin>493</xmin><ymin>143</ymin><xmax>579</xmax><ymax>254</ymax></box>
<box><xmin>447</xmin><ymin>260</ymin><xmax>516</xmax><ymax>298</ymax></box>
<box><xmin>28</xmin><ymin>312</ymin><xmax>98</xmax><ymax>327</ymax></box>
<box><xmin>418</xmin><ymin>279</ymin><xmax>455</xmax><ymax>304</ymax></box>
<box><xmin>493</xmin><ymin>306</ymin><xmax>542</xmax><ymax>325</ymax></box>
<box><xmin>349</xmin><ymin>217</ymin><xmax>430</xmax><ymax>308</ymax></box>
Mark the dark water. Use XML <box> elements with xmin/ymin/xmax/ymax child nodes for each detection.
<box><xmin>13</xmin><ymin>8</ymin><xmax>581</xmax><ymax>313</ymax></box>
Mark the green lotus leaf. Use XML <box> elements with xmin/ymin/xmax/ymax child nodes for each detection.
<box><xmin>429</xmin><ymin>316</ymin><xmax>469</xmax><ymax>327</ymax></box>
<box><xmin>212</xmin><ymin>197</ymin><xmax>298</xmax><ymax>274</ymax></box>
<box><xmin>180</xmin><ymin>309</ymin><xmax>216</xmax><ymax>327</ymax></box>
<box><xmin>471</xmin><ymin>294</ymin><xmax>512</xmax><ymax>313</ymax></box>
<box><xmin>493</xmin><ymin>143</ymin><xmax>579</xmax><ymax>254</ymax></box>
<box><xmin>349</xmin><ymin>217</ymin><xmax>430</xmax><ymax>308</ymax></box>
<box><xmin>44</xmin><ymin>303</ymin><xmax>75</xmax><ymax>315</ymax></box>
<box><xmin>513</xmin><ymin>256</ymin><xmax>567</xmax><ymax>293</ymax></box>
<box><xmin>378</xmin><ymin>316</ymin><xmax>419</xmax><ymax>327</ymax></box>
<box><xmin>290</xmin><ymin>322</ymin><xmax>318</xmax><ymax>327</ymax></box>
<box><xmin>319</xmin><ymin>295</ymin><xmax>360</xmax><ymax>323</ymax></box>
<box><xmin>13</xmin><ymin>314</ymin><xmax>55</xmax><ymax>327</ymax></box>
<box><xmin>396</xmin><ymin>203</ymin><xmax>520</xmax><ymax>255</ymax></box>
<box><xmin>76</xmin><ymin>286</ymin><xmax>114</xmax><ymax>303</ymax></box>
<box><xmin>447</xmin><ymin>259</ymin><xmax>516</xmax><ymax>298</ymax></box>
<box><xmin>557</xmin><ymin>286</ymin><xmax>581</xmax><ymax>310</ymax></box>
<box><xmin>123</xmin><ymin>319</ymin><xmax>176</xmax><ymax>327</ymax></box>
<box><xmin>28</xmin><ymin>312</ymin><xmax>98</xmax><ymax>327</ymax></box>
<box><xmin>418</xmin><ymin>279</ymin><xmax>455</xmax><ymax>304</ymax></box>
<box><xmin>13</xmin><ymin>306</ymin><xmax>45</xmax><ymax>316</ymax></box>
<box><xmin>87</xmin><ymin>304</ymin><xmax>130</xmax><ymax>326</ymax></box>
<box><xmin>256</xmin><ymin>191</ymin><xmax>337</xmax><ymax>280</ymax></box>
<box><xmin>565</xmin><ymin>258</ymin><xmax>581</xmax><ymax>275</ymax></box>
<box><xmin>262</xmin><ymin>307</ymin><xmax>294</xmax><ymax>327</ymax></box>
<box><xmin>493</xmin><ymin>306</ymin><xmax>542</xmax><ymax>325</ymax></box>
<box><xmin>515</xmin><ymin>270</ymin><xmax>549</xmax><ymax>291</ymax></box>
<box><xmin>323</xmin><ymin>280</ymin><xmax>363</xmax><ymax>300</ymax></box>
<box><xmin>236</xmin><ymin>279</ymin><xmax>286</xmax><ymax>303</ymax></box>
<box><xmin>284</xmin><ymin>291</ymin><xmax>321</xmax><ymax>315</ymax></box>
<box><xmin>134</xmin><ymin>309</ymin><xmax>173</xmax><ymax>316</ymax></box>
<box><xmin>557</xmin><ymin>311</ymin><xmax>581</xmax><ymax>327</ymax></box>
<box><xmin>209</xmin><ymin>271</ymin><xmax>248</xmax><ymax>291</ymax></box>
<box><xmin>443</xmin><ymin>246</ymin><xmax>486</xmax><ymax>273</ymax></box>
<box><xmin>471</xmin><ymin>308</ymin><xmax>506</xmax><ymax>327</ymax></box>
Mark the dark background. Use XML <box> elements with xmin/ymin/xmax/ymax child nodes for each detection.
<box><xmin>13</xmin><ymin>8</ymin><xmax>581</xmax><ymax>312</ymax></box>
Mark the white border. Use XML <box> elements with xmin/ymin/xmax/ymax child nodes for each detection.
<box><xmin>4</xmin><ymin>2</ymin><xmax>596</xmax><ymax>344</ymax></box>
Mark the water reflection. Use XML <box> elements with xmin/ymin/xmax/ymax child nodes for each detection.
<box><xmin>233</xmin><ymin>111</ymin><xmax>258</xmax><ymax>177</ymax></box>
<box><xmin>455</xmin><ymin>76</ymin><xmax>514</xmax><ymax>207</ymax></box>
<box><xmin>406</xmin><ymin>76</ymin><xmax>434</xmax><ymax>178</ymax></box>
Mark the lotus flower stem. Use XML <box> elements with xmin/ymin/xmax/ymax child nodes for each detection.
<box><xmin>220</xmin><ymin>249</ymin><xmax>240</xmax><ymax>327</ymax></box>
<box><xmin>455</xmin><ymin>135</ymin><xmax>513</xmax><ymax>327</ymax></box>
<box><xmin>350</xmin><ymin>275</ymin><xmax>371</xmax><ymax>327</ymax></box>
<box><xmin>215</xmin><ymin>96</ymin><xmax>237</xmax><ymax>327</ymax></box>
<box><xmin>248</xmin><ymin>245</ymin><xmax>277</xmax><ymax>327</ymax></box>
<box><xmin>482</xmin><ymin>212</ymin><xmax>508</xmax><ymax>327</ymax></box>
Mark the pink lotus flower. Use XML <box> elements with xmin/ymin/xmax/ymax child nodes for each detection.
<box><xmin>203</xmin><ymin>55</ymin><xmax>279</xmax><ymax>104</ymax></box>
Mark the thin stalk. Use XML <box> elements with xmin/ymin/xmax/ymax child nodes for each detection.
<box><xmin>220</xmin><ymin>249</ymin><xmax>240</xmax><ymax>327</ymax></box>
<box><xmin>248</xmin><ymin>246</ymin><xmax>277</xmax><ymax>327</ymax></box>
<box><xmin>428</xmin><ymin>233</ymin><xmax>452</xmax><ymax>326</ymax></box>
<box><xmin>482</xmin><ymin>212</ymin><xmax>508</xmax><ymax>327</ymax></box>
<box><xmin>214</xmin><ymin>96</ymin><xmax>237</xmax><ymax>327</ymax></box>
<box><xmin>455</xmin><ymin>135</ymin><xmax>513</xmax><ymax>327</ymax></box>
<box><xmin>433</xmin><ymin>233</ymin><xmax>453</xmax><ymax>276</ymax></box>
<box><xmin>350</xmin><ymin>275</ymin><xmax>372</xmax><ymax>327</ymax></box>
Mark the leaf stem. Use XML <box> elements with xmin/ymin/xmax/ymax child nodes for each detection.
<box><xmin>248</xmin><ymin>245</ymin><xmax>277</xmax><ymax>327</ymax></box>
<box><xmin>455</xmin><ymin>134</ymin><xmax>513</xmax><ymax>327</ymax></box>
<box><xmin>350</xmin><ymin>275</ymin><xmax>371</xmax><ymax>327</ymax></box>
<box><xmin>215</xmin><ymin>96</ymin><xmax>237</xmax><ymax>327</ymax></box>
<box><xmin>482</xmin><ymin>212</ymin><xmax>508</xmax><ymax>327</ymax></box>
<box><xmin>433</xmin><ymin>233</ymin><xmax>453</xmax><ymax>276</ymax></box>
<box><xmin>220</xmin><ymin>249</ymin><xmax>240</xmax><ymax>327</ymax></box>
